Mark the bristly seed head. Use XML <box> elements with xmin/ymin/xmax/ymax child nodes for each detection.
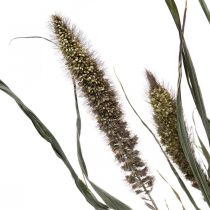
<box><xmin>146</xmin><ymin>70</ymin><xmax>210</xmax><ymax>189</ymax></box>
<box><xmin>51</xmin><ymin>15</ymin><xmax>154</xmax><ymax>198</ymax></box>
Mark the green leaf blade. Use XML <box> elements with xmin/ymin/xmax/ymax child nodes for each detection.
<box><xmin>198</xmin><ymin>0</ymin><xmax>210</xmax><ymax>23</ymax></box>
<box><xmin>0</xmin><ymin>80</ymin><xmax>108</xmax><ymax>210</ymax></box>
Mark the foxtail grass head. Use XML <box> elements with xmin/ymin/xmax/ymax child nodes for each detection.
<box><xmin>51</xmin><ymin>14</ymin><xmax>154</xmax><ymax>200</ymax></box>
<box><xmin>146</xmin><ymin>70</ymin><xmax>210</xmax><ymax>189</ymax></box>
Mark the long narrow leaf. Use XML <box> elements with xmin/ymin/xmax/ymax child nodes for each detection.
<box><xmin>173</xmin><ymin>1</ymin><xmax>210</xmax><ymax>206</ymax></box>
<box><xmin>177</xmin><ymin>84</ymin><xmax>210</xmax><ymax>206</ymax></box>
<box><xmin>182</xmin><ymin>43</ymin><xmax>210</xmax><ymax>147</ymax></box>
<box><xmin>192</xmin><ymin>112</ymin><xmax>210</xmax><ymax>177</ymax></box>
<box><xmin>73</xmin><ymin>79</ymin><xmax>133</xmax><ymax>210</ymax></box>
<box><xmin>165</xmin><ymin>0</ymin><xmax>210</xmax><ymax>148</ymax></box>
<box><xmin>165</xmin><ymin>200</ymin><xmax>170</xmax><ymax>210</ymax></box>
<box><xmin>159</xmin><ymin>172</ymin><xmax>186</xmax><ymax>210</ymax></box>
<box><xmin>0</xmin><ymin>79</ymin><xmax>108</xmax><ymax>210</ymax></box>
<box><xmin>165</xmin><ymin>0</ymin><xmax>181</xmax><ymax>30</ymax></box>
<box><xmin>198</xmin><ymin>0</ymin><xmax>210</xmax><ymax>23</ymax></box>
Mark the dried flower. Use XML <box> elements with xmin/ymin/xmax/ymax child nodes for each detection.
<box><xmin>146</xmin><ymin>70</ymin><xmax>209</xmax><ymax>188</ymax></box>
<box><xmin>51</xmin><ymin>15</ymin><xmax>154</xmax><ymax>197</ymax></box>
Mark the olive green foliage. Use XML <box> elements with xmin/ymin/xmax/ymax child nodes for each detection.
<box><xmin>51</xmin><ymin>15</ymin><xmax>154</xmax><ymax>196</ymax></box>
<box><xmin>146</xmin><ymin>70</ymin><xmax>209</xmax><ymax>188</ymax></box>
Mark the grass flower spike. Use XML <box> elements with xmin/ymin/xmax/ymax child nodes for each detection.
<box><xmin>51</xmin><ymin>15</ymin><xmax>154</xmax><ymax>199</ymax></box>
<box><xmin>146</xmin><ymin>70</ymin><xmax>210</xmax><ymax>189</ymax></box>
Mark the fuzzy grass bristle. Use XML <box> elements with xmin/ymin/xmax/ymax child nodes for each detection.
<box><xmin>145</xmin><ymin>70</ymin><xmax>159</xmax><ymax>90</ymax></box>
<box><xmin>51</xmin><ymin>14</ymin><xmax>154</xmax><ymax>200</ymax></box>
<box><xmin>146</xmin><ymin>70</ymin><xmax>210</xmax><ymax>189</ymax></box>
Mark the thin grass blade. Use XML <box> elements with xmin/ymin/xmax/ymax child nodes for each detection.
<box><xmin>165</xmin><ymin>0</ymin><xmax>181</xmax><ymax>30</ymax></box>
<box><xmin>192</xmin><ymin>112</ymin><xmax>210</xmax><ymax>177</ymax></box>
<box><xmin>0</xmin><ymin>79</ymin><xmax>108</xmax><ymax>210</ymax></box>
<box><xmin>175</xmin><ymin>2</ymin><xmax>210</xmax><ymax>206</ymax></box>
<box><xmin>165</xmin><ymin>200</ymin><xmax>170</xmax><ymax>210</ymax></box>
<box><xmin>177</xmin><ymin>83</ymin><xmax>210</xmax><ymax>206</ymax></box>
<box><xmin>166</xmin><ymin>0</ymin><xmax>210</xmax><ymax>147</ymax></box>
<box><xmin>196</xmin><ymin>135</ymin><xmax>210</xmax><ymax>178</ymax></box>
<box><xmin>158</xmin><ymin>172</ymin><xmax>186</xmax><ymax>210</ymax></box>
<box><xmin>73</xmin><ymin>80</ymin><xmax>132</xmax><ymax>210</ymax></box>
<box><xmin>89</xmin><ymin>181</ymin><xmax>133</xmax><ymax>210</ymax></box>
<box><xmin>9</xmin><ymin>36</ymin><xmax>55</xmax><ymax>45</ymax></box>
<box><xmin>198</xmin><ymin>0</ymin><xmax>210</xmax><ymax>23</ymax></box>
<box><xmin>182</xmin><ymin>43</ymin><xmax>210</xmax><ymax>147</ymax></box>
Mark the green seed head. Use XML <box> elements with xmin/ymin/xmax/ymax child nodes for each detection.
<box><xmin>146</xmin><ymin>70</ymin><xmax>210</xmax><ymax>188</ymax></box>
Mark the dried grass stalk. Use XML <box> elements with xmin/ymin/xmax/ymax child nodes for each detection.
<box><xmin>51</xmin><ymin>15</ymin><xmax>154</xmax><ymax>197</ymax></box>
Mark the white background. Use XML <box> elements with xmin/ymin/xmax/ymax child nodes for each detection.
<box><xmin>0</xmin><ymin>0</ymin><xmax>210</xmax><ymax>209</ymax></box>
